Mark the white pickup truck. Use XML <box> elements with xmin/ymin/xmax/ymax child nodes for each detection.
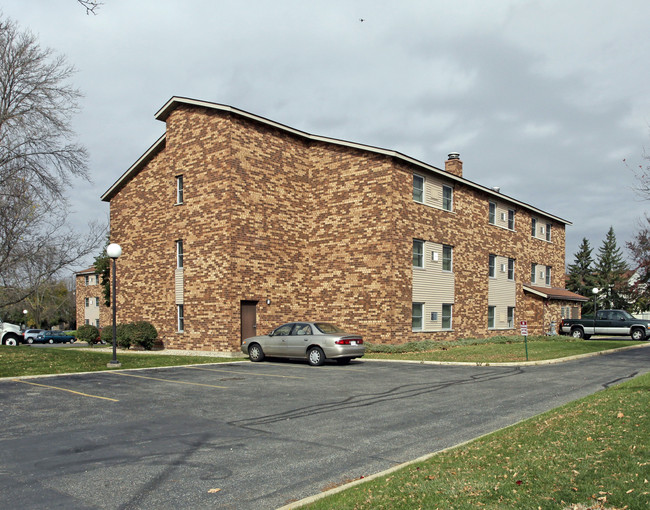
<box><xmin>1</xmin><ymin>321</ymin><xmax>23</xmax><ymax>346</ymax></box>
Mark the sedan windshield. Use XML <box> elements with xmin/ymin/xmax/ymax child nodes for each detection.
<box><xmin>314</xmin><ymin>323</ymin><xmax>344</xmax><ymax>334</ymax></box>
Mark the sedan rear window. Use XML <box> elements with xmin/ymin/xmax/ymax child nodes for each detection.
<box><xmin>314</xmin><ymin>323</ymin><xmax>344</xmax><ymax>334</ymax></box>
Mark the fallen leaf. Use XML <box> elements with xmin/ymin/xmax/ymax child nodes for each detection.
<box><xmin>617</xmin><ymin>412</ymin><xmax>625</xmax><ymax>418</ymax></box>
<box><xmin>586</xmin><ymin>437</ymin><xmax>593</xmax><ymax>442</ymax></box>
<box><xmin>208</xmin><ymin>488</ymin><xmax>221</xmax><ymax>494</ymax></box>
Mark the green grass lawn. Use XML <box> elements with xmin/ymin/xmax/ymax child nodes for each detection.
<box><xmin>366</xmin><ymin>335</ymin><xmax>645</xmax><ymax>363</ymax></box>
<box><xmin>304</xmin><ymin>372</ymin><xmax>650</xmax><ymax>510</ymax></box>
<box><xmin>0</xmin><ymin>346</ymin><xmax>244</xmax><ymax>378</ymax></box>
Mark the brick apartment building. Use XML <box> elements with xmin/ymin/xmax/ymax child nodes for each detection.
<box><xmin>101</xmin><ymin>97</ymin><xmax>586</xmax><ymax>352</ymax></box>
<box><xmin>75</xmin><ymin>267</ymin><xmax>111</xmax><ymax>329</ymax></box>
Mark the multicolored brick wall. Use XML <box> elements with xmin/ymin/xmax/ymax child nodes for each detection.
<box><xmin>108</xmin><ymin>104</ymin><xmax>569</xmax><ymax>351</ymax></box>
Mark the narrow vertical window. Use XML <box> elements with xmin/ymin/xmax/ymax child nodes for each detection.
<box><xmin>442</xmin><ymin>304</ymin><xmax>452</xmax><ymax>329</ymax></box>
<box><xmin>177</xmin><ymin>304</ymin><xmax>184</xmax><ymax>332</ymax></box>
<box><xmin>489</xmin><ymin>202</ymin><xmax>496</xmax><ymax>224</ymax></box>
<box><xmin>85</xmin><ymin>297</ymin><xmax>89</xmax><ymax>307</ymax></box>
<box><xmin>488</xmin><ymin>306</ymin><xmax>495</xmax><ymax>329</ymax></box>
<box><xmin>176</xmin><ymin>240</ymin><xmax>184</xmax><ymax>268</ymax></box>
<box><xmin>546</xmin><ymin>266</ymin><xmax>552</xmax><ymax>286</ymax></box>
<box><xmin>176</xmin><ymin>175</ymin><xmax>184</xmax><ymax>204</ymax></box>
<box><xmin>531</xmin><ymin>218</ymin><xmax>537</xmax><ymax>237</ymax></box>
<box><xmin>489</xmin><ymin>254</ymin><xmax>496</xmax><ymax>277</ymax></box>
<box><xmin>412</xmin><ymin>303</ymin><xmax>423</xmax><ymax>331</ymax></box>
<box><xmin>442</xmin><ymin>185</ymin><xmax>453</xmax><ymax>211</ymax></box>
<box><xmin>95</xmin><ymin>297</ymin><xmax>99</xmax><ymax>307</ymax></box>
<box><xmin>413</xmin><ymin>240</ymin><xmax>424</xmax><ymax>268</ymax></box>
<box><xmin>508</xmin><ymin>258</ymin><xmax>515</xmax><ymax>280</ymax></box>
<box><xmin>507</xmin><ymin>307</ymin><xmax>515</xmax><ymax>328</ymax></box>
<box><xmin>508</xmin><ymin>209</ymin><xmax>515</xmax><ymax>230</ymax></box>
<box><xmin>546</xmin><ymin>223</ymin><xmax>552</xmax><ymax>242</ymax></box>
<box><xmin>413</xmin><ymin>174</ymin><xmax>424</xmax><ymax>203</ymax></box>
<box><xmin>531</xmin><ymin>263</ymin><xmax>536</xmax><ymax>284</ymax></box>
<box><xmin>442</xmin><ymin>245</ymin><xmax>453</xmax><ymax>272</ymax></box>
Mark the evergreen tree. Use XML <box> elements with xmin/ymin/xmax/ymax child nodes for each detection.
<box><xmin>567</xmin><ymin>238</ymin><xmax>597</xmax><ymax>314</ymax></box>
<box><xmin>595</xmin><ymin>227</ymin><xmax>630</xmax><ymax>309</ymax></box>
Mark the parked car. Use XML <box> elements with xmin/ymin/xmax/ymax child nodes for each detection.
<box><xmin>34</xmin><ymin>331</ymin><xmax>77</xmax><ymax>344</ymax></box>
<box><xmin>560</xmin><ymin>309</ymin><xmax>649</xmax><ymax>340</ymax></box>
<box><xmin>241</xmin><ymin>322</ymin><xmax>364</xmax><ymax>366</ymax></box>
<box><xmin>23</xmin><ymin>329</ymin><xmax>45</xmax><ymax>344</ymax></box>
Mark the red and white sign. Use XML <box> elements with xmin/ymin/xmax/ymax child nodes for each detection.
<box><xmin>520</xmin><ymin>320</ymin><xmax>528</xmax><ymax>335</ymax></box>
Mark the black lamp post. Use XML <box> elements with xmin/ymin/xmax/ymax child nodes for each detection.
<box><xmin>106</xmin><ymin>243</ymin><xmax>122</xmax><ymax>368</ymax></box>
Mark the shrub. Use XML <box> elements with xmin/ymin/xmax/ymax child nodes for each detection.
<box><xmin>116</xmin><ymin>323</ymin><xmax>134</xmax><ymax>349</ymax></box>
<box><xmin>100</xmin><ymin>326</ymin><xmax>113</xmax><ymax>344</ymax></box>
<box><xmin>76</xmin><ymin>324</ymin><xmax>100</xmax><ymax>345</ymax></box>
<box><xmin>130</xmin><ymin>321</ymin><xmax>158</xmax><ymax>350</ymax></box>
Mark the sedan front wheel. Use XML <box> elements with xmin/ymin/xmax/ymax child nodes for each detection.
<box><xmin>307</xmin><ymin>346</ymin><xmax>325</xmax><ymax>366</ymax></box>
<box><xmin>248</xmin><ymin>343</ymin><xmax>265</xmax><ymax>362</ymax></box>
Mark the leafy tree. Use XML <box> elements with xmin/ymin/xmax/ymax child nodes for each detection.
<box><xmin>566</xmin><ymin>238</ymin><xmax>597</xmax><ymax>315</ymax></box>
<box><xmin>595</xmin><ymin>227</ymin><xmax>629</xmax><ymax>309</ymax></box>
<box><xmin>626</xmin><ymin>215</ymin><xmax>650</xmax><ymax>313</ymax></box>
<box><xmin>0</xmin><ymin>15</ymin><xmax>104</xmax><ymax>310</ymax></box>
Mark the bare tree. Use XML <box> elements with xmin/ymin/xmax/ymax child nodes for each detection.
<box><xmin>0</xmin><ymin>15</ymin><xmax>105</xmax><ymax>311</ymax></box>
<box><xmin>78</xmin><ymin>1</ymin><xmax>103</xmax><ymax>15</ymax></box>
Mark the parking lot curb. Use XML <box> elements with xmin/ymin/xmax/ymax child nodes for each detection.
<box><xmin>363</xmin><ymin>341</ymin><xmax>650</xmax><ymax>367</ymax></box>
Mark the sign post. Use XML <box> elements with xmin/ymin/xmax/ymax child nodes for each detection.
<box><xmin>520</xmin><ymin>320</ymin><xmax>529</xmax><ymax>361</ymax></box>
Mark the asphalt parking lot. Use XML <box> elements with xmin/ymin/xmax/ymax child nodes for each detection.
<box><xmin>2</xmin><ymin>345</ymin><xmax>649</xmax><ymax>510</ymax></box>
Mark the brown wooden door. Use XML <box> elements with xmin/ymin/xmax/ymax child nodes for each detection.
<box><xmin>241</xmin><ymin>301</ymin><xmax>258</xmax><ymax>343</ymax></box>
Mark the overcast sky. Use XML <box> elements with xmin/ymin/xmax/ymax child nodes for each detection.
<box><xmin>3</xmin><ymin>0</ymin><xmax>650</xmax><ymax>269</ymax></box>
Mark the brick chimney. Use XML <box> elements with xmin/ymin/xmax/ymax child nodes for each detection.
<box><xmin>445</xmin><ymin>152</ymin><xmax>463</xmax><ymax>177</ymax></box>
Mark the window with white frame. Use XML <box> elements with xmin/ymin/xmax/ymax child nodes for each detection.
<box><xmin>442</xmin><ymin>185</ymin><xmax>453</xmax><ymax>211</ymax></box>
<box><xmin>412</xmin><ymin>303</ymin><xmax>423</xmax><ymax>331</ymax></box>
<box><xmin>176</xmin><ymin>175</ymin><xmax>184</xmax><ymax>204</ymax></box>
<box><xmin>508</xmin><ymin>258</ymin><xmax>515</xmax><ymax>280</ymax></box>
<box><xmin>442</xmin><ymin>245</ymin><xmax>453</xmax><ymax>272</ymax></box>
<box><xmin>85</xmin><ymin>297</ymin><xmax>89</xmax><ymax>307</ymax></box>
<box><xmin>546</xmin><ymin>265</ymin><xmax>552</xmax><ymax>286</ymax></box>
<box><xmin>531</xmin><ymin>263</ymin><xmax>537</xmax><ymax>284</ymax></box>
<box><xmin>176</xmin><ymin>240</ymin><xmax>184</xmax><ymax>268</ymax></box>
<box><xmin>489</xmin><ymin>202</ymin><xmax>496</xmax><ymax>224</ymax></box>
<box><xmin>177</xmin><ymin>304</ymin><xmax>185</xmax><ymax>332</ymax></box>
<box><xmin>413</xmin><ymin>240</ymin><xmax>424</xmax><ymax>268</ymax></box>
<box><xmin>85</xmin><ymin>275</ymin><xmax>90</xmax><ymax>286</ymax></box>
<box><xmin>413</xmin><ymin>174</ymin><xmax>424</xmax><ymax>203</ymax></box>
<box><xmin>508</xmin><ymin>209</ymin><xmax>515</xmax><ymax>230</ymax></box>
<box><xmin>442</xmin><ymin>304</ymin><xmax>452</xmax><ymax>330</ymax></box>
<box><xmin>95</xmin><ymin>297</ymin><xmax>100</xmax><ymax>307</ymax></box>
<box><xmin>531</xmin><ymin>218</ymin><xmax>537</xmax><ymax>237</ymax></box>
<box><xmin>546</xmin><ymin>223</ymin><xmax>552</xmax><ymax>242</ymax></box>
<box><xmin>507</xmin><ymin>307</ymin><xmax>515</xmax><ymax>328</ymax></box>
<box><xmin>95</xmin><ymin>319</ymin><xmax>100</xmax><ymax>328</ymax></box>
<box><xmin>488</xmin><ymin>306</ymin><xmax>495</xmax><ymax>329</ymax></box>
<box><xmin>489</xmin><ymin>254</ymin><xmax>496</xmax><ymax>277</ymax></box>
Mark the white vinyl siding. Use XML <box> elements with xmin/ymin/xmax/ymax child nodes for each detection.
<box><xmin>531</xmin><ymin>218</ymin><xmax>553</xmax><ymax>242</ymax></box>
<box><xmin>490</xmin><ymin>201</ymin><xmax>516</xmax><ymax>231</ymax></box>
<box><xmin>488</xmin><ymin>254</ymin><xmax>517</xmax><ymax>330</ymax></box>
<box><xmin>413</xmin><ymin>240</ymin><xmax>455</xmax><ymax>331</ymax></box>
<box><xmin>413</xmin><ymin>174</ymin><xmax>455</xmax><ymax>212</ymax></box>
<box><xmin>175</xmin><ymin>268</ymin><xmax>184</xmax><ymax>304</ymax></box>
